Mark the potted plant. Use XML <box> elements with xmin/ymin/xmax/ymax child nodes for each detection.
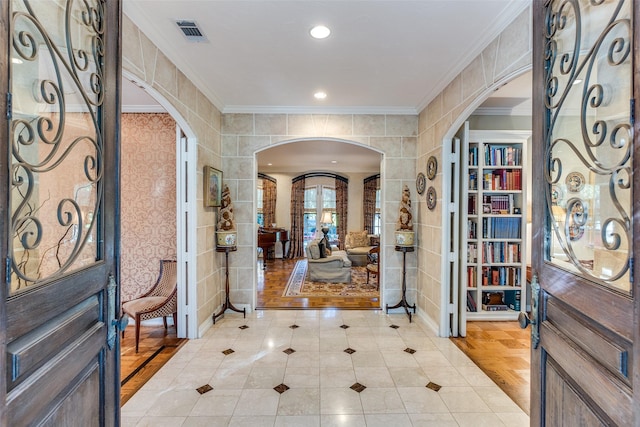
<box><xmin>395</xmin><ymin>184</ymin><xmax>414</xmax><ymax>246</ymax></box>
<box><xmin>216</xmin><ymin>184</ymin><xmax>237</xmax><ymax>247</ymax></box>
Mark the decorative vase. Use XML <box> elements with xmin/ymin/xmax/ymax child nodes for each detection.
<box><xmin>216</xmin><ymin>230</ymin><xmax>237</xmax><ymax>247</ymax></box>
<box><xmin>395</xmin><ymin>230</ymin><xmax>414</xmax><ymax>246</ymax></box>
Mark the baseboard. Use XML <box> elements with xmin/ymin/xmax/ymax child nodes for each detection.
<box><xmin>416</xmin><ymin>310</ymin><xmax>440</xmax><ymax>336</ymax></box>
<box><xmin>198</xmin><ymin>304</ymin><xmax>253</xmax><ymax>338</ymax></box>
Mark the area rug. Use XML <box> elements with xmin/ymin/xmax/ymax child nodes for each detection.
<box><xmin>283</xmin><ymin>260</ymin><xmax>379</xmax><ymax>297</ymax></box>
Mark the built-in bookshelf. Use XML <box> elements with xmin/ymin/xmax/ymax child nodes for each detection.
<box><xmin>462</xmin><ymin>130</ymin><xmax>528</xmax><ymax>320</ymax></box>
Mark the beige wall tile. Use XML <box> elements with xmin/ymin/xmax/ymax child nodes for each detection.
<box><xmin>386</xmin><ymin>115</ymin><xmax>418</xmax><ymax>136</ymax></box>
<box><xmin>255</xmin><ymin>114</ymin><xmax>287</xmax><ymax>135</ymax></box>
<box><xmin>354</xmin><ymin>115</ymin><xmax>386</xmax><ymax>136</ymax></box>
<box><xmin>442</xmin><ymin>76</ymin><xmax>462</xmax><ymax>115</ymax></box>
<box><xmin>223</xmin><ymin>114</ymin><xmax>254</xmax><ymax>135</ymax></box>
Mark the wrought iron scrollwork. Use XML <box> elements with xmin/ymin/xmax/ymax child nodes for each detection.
<box><xmin>543</xmin><ymin>0</ymin><xmax>632</xmax><ymax>287</ymax></box>
<box><xmin>10</xmin><ymin>0</ymin><xmax>105</xmax><ymax>291</ymax></box>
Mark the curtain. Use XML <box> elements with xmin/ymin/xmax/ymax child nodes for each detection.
<box><xmin>262</xmin><ymin>177</ymin><xmax>277</xmax><ymax>227</ymax></box>
<box><xmin>288</xmin><ymin>177</ymin><xmax>306</xmax><ymax>258</ymax></box>
<box><xmin>335</xmin><ymin>177</ymin><xmax>348</xmax><ymax>250</ymax></box>
<box><xmin>363</xmin><ymin>175</ymin><xmax>379</xmax><ymax>234</ymax></box>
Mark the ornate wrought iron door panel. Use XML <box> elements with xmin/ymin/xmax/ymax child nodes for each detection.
<box><xmin>544</xmin><ymin>0</ymin><xmax>632</xmax><ymax>293</ymax></box>
<box><xmin>10</xmin><ymin>0</ymin><xmax>104</xmax><ymax>293</ymax></box>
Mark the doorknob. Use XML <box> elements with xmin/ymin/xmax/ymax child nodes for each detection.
<box><xmin>518</xmin><ymin>272</ymin><xmax>540</xmax><ymax>349</ymax></box>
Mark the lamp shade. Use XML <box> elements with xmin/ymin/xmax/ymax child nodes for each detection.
<box><xmin>321</xmin><ymin>211</ymin><xmax>333</xmax><ymax>224</ymax></box>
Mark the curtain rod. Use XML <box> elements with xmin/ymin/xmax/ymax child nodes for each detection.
<box><xmin>292</xmin><ymin>172</ymin><xmax>349</xmax><ymax>184</ymax></box>
<box><xmin>258</xmin><ymin>173</ymin><xmax>277</xmax><ymax>183</ymax></box>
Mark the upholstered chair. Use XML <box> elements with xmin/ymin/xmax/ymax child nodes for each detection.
<box><xmin>122</xmin><ymin>260</ymin><xmax>178</xmax><ymax>352</ymax></box>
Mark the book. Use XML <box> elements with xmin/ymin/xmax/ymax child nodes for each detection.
<box><xmin>504</xmin><ymin>289</ymin><xmax>521</xmax><ymax>311</ymax></box>
<box><xmin>482</xmin><ymin>304</ymin><xmax>508</xmax><ymax>311</ymax></box>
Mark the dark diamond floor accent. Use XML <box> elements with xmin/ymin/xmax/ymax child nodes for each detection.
<box><xmin>196</xmin><ymin>384</ymin><xmax>213</xmax><ymax>394</ymax></box>
<box><xmin>274</xmin><ymin>383</ymin><xmax>290</xmax><ymax>394</ymax></box>
<box><xmin>389</xmin><ymin>324</ymin><xmax>400</xmax><ymax>329</ymax></box>
<box><xmin>340</xmin><ymin>324</ymin><xmax>350</xmax><ymax>329</ymax></box>
<box><xmin>290</xmin><ymin>324</ymin><xmax>299</xmax><ymax>329</ymax></box>
<box><xmin>350</xmin><ymin>382</ymin><xmax>366</xmax><ymax>393</ymax></box>
<box><xmin>283</xmin><ymin>348</ymin><xmax>296</xmax><ymax>355</ymax></box>
<box><xmin>404</xmin><ymin>348</ymin><xmax>416</xmax><ymax>354</ymax></box>
<box><xmin>344</xmin><ymin>348</ymin><xmax>356</xmax><ymax>354</ymax></box>
<box><xmin>426</xmin><ymin>382</ymin><xmax>442</xmax><ymax>392</ymax></box>
<box><xmin>239</xmin><ymin>325</ymin><xmax>249</xmax><ymax>330</ymax></box>
<box><xmin>222</xmin><ymin>348</ymin><xmax>235</xmax><ymax>355</ymax></box>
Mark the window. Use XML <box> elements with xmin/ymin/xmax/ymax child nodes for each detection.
<box><xmin>257</xmin><ymin>183</ymin><xmax>264</xmax><ymax>226</ymax></box>
<box><xmin>373</xmin><ymin>188</ymin><xmax>381</xmax><ymax>235</ymax></box>
<box><xmin>303</xmin><ymin>185</ymin><xmax>337</xmax><ymax>245</ymax></box>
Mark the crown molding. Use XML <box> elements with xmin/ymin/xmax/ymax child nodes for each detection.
<box><xmin>222</xmin><ymin>105</ymin><xmax>418</xmax><ymax>115</ymax></box>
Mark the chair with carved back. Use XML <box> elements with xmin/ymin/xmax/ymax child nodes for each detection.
<box><xmin>366</xmin><ymin>246</ymin><xmax>380</xmax><ymax>290</ymax></box>
<box><xmin>122</xmin><ymin>260</ymin><xmax>178</xmax><ymax>352</ymax></box>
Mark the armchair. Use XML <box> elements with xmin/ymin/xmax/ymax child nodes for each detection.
<box><xmin>366</xmin><ymin>246</ymin><xmax>380</xmax><ymax>290</ymax></box>
<box><xmin>122</xmin><ymin>259</ymin><xmax>178</xmax><ymax>352</ymax></box>
<box><xmin>305</xmin><ymin>239</ymin><xmax>352</xmax><ymax>283</ymax></box>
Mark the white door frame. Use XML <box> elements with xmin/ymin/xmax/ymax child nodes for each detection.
<box><xmin>122</xmin><ymin>71</ymin><xmax>198</xmax><ymax>339</ymax></box>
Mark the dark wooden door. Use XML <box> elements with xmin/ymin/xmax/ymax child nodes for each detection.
<box><xmin>531</xmin><ymin>1</ymin><xmax>638</xmax><ymax>425</ymax></box>
<box><xmin>0</xmin><ymin>1</ymin><xmax>122</xmax><ymax>425</ymax></box>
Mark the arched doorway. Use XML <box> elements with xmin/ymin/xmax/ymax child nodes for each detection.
<box><xmin>254</xmin><ymin>138</ymin><xmax>384</xmax><ymax>309</ymax></box>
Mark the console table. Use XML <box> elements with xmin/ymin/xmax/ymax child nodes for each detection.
<box><xmin>386</xmin><ymin>245</ymin><xmax>416</xmax><ymax>322</ymax></box>
<box><xmin>213</xmin><ymin>246</ymin><xmax>246</xmax><ymax>324</ymax></box>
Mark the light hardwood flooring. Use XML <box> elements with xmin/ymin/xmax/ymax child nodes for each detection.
<box><xmin>450</xmin><ymin>321</ymin><xmax>531</xmax><ymax>414</ymax></box>
<box><xmin>257</xmin><ymin>257</ymin><xmax>380</xmax><ymax>309</ymax></box>
<box><xmin>121</xmin><ymin>258</ymin><xmax>531</xmax><ymax>416</ymax></box>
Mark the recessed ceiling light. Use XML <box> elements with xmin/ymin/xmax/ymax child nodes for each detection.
<box><xmin>310</xmin><ymin>25</ymin><xmax>331</xmax><ymax>39</ymax></box>
<box><xmin>267</xmin><ymin>163</ymin><xmax>273</xmax><ymax>166</ymax></box>
<box><xmin>331</xmin><ymin>160</ymin><xmax>337</xmax><ymax>164</ymax></box>
<box><xmin>314</xmin><ymin>91</ymin><xmax>327</xmax><ymax>100</ymax></box>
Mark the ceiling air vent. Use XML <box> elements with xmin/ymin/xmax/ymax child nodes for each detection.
<box><xmin>175</xmin><ymin>20</ymin><xmax>208</xmax><ymax>42</ymax></box>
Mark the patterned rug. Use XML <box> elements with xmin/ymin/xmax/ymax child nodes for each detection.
<box><xmin>282</xmin><ymin>260</ymin><xmax>379</xmax><ymax>297</ymax></box>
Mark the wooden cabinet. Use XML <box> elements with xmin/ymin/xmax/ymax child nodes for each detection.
<box><xmin>461</xmin><ymin>130</ymin><xmax>529</xmax><ymax>320</ymax></box>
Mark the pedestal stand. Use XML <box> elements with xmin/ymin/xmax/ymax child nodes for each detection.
<box><xmin>213</xmin><ymin>246</ymin><xmax>246</xmax><ymax>324</ymax></box>
<box><xmin>386</xmin><ymin>245</ymin><xmax>416</xmax><ymax>322</ymax></box>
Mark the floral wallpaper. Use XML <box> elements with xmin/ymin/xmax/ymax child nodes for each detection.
<box><xmin>121</xmin><ymin>113</ymin><xmax>177</xmax><ymax>301</ymax></box>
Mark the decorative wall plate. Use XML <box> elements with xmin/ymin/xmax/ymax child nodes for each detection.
<box><xmin>565</xmin><ymin>171</ymin><xmax>585</xmax><ymax>192</ymax></box>
<box><xmin>416</xmin><ymin>172</ymin><xmax>426</xmax><ymax>195</ymax></box>
<box><xmin>426</xmin><ymin>156</ymin><xmax>438</xmax><ymax>180</ymax></box>
<box><xmin>426</xmin><ymin>186</ymin><xmax>437</xmax><ymax>210</ymax></box>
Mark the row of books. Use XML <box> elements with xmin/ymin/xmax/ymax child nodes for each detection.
<box><xmin>482</xmin><ymin>169</ymin><xmax>522</xmax><ymax>191</ymax></box>
<box><xmin>467</xmin><ymin>243</ymin><xmax>478</xmax><ymax>264</ymax></box>
<box><xmin>481</xmin><ymin>242</ymin><xmax>521</xmax><ymax>263</ymax></box>
<box><xmin>469</xmin><ymin>146</ymin><xmax>479</xmax><ymax>166</ymax></box>
<box><xmin>467</xmin><ymin>289</ymin><xmax>521</xmax><ymax>312</ymax></box>
<box><xmin>467</xmin><ymin>219</ymin><xmax>477</xmax><ymax>239</ymax></box>
<box><xmin>482</xmin><ymin>217</ymin><xmax>521</xmax><ymax>239</ymax></box>
<box><xmin>468</xmin><ymin>194</ymin><xmax>477</xmax><ymax>214</ymax></box>
<box><xmin>483</xmin><ymin>194</ymin><xmax>515</xmax><ymax>214</ymax></box>
<box><xmin>484</xmin><ymin>144</ymin><xmax>522</xmax><ymax>166</ymax></box>
<box><xmin>481</xmin><ymin>266</ymin><xmax>521</xmax><ymax>286</ymax></box>
<box><xmin>469</xmin><ymin>171</ymin><xmax>478</xmax><ymax>191</ymax></box>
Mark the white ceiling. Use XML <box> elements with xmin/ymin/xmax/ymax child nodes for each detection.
<box><xmin>122</xmin><ymin>1</ymin><xmax>532</xmax><ymax>174</ymax></box>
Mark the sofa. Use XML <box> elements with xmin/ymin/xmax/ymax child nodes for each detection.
<box><xmin>305</xmin><ymin>239</ymin><xmax>352</xmax><ymax>283</ymax></box>
<box><xmin>344</xmin><ymin>231</ymin><xmax>379</xmax><ymax>266</ymax></box>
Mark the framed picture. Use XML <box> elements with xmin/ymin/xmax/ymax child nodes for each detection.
<box><xmin>204</xmin><ymin>166</ymin><xmax>223</xmax><ymax>207</ymax></box>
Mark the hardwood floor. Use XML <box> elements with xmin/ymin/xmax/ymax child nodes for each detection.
<box><xmin>120</xmin><ymin>258</ymin><xmax>531</xmax><ymax>415</ymax></box>
<box><xmin>120</xmin><ymin>322</ymin><xmax>186</xmax><ymax>405</ymax></box>
<box><xmin>450</xmin><ymin>321</ymin><xmax>531</xmax><ymax>415</ymax></box>
<box><xmin>257</xmin><ymin>257</ymin><xmax>380</xmax><ymax>309</ymax></box>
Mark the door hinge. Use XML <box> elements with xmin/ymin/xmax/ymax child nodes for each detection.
<box><xmin>6</xmin><ymin>92</ymin><xmax>12</xmax><ymax>120</ymax></box>
<box><xmin>448</xmin><ymin>252</ymin><xmax>456</xmax><ymax>263</ymax></box>
<box><xmin>449</xmin><ymin>153</ymin><xmax>457</xmax><ymax>163</ymax></box>
<box><xmin>449</xmin><ymin>202</ymin><xmax>456</xmax><ymax>213</ymax></box>
<box><xmin>448</xmin><ymin>303</ymin><xmax>455</xmax><ymax>314</ymax></box>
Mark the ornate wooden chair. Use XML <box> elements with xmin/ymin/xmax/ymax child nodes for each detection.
<box><xmin>366</xmin><ymin>246</ymin><xmax>380</xmax><ymax>290</ymax></box>
<box><xmin>122</xmin><ymin>260</ymin><xmax>178</xmax><ymax>352</ymax></box>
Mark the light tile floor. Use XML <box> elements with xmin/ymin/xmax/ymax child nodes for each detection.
<box><xmin>122</xmin><ymin>310</ymin><xmax>529</xmax><ymax>426</ymax></box>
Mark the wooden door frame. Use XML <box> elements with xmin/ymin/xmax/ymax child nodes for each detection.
<box><xmin>0</xmin><ymin>1</ymin><xmax>123</xmax><ymax>424</ymax></box>
<box><xmin>531</xmin><ymin>0</ymin><xmax>640</xmax><ymax>424</ymax></box>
